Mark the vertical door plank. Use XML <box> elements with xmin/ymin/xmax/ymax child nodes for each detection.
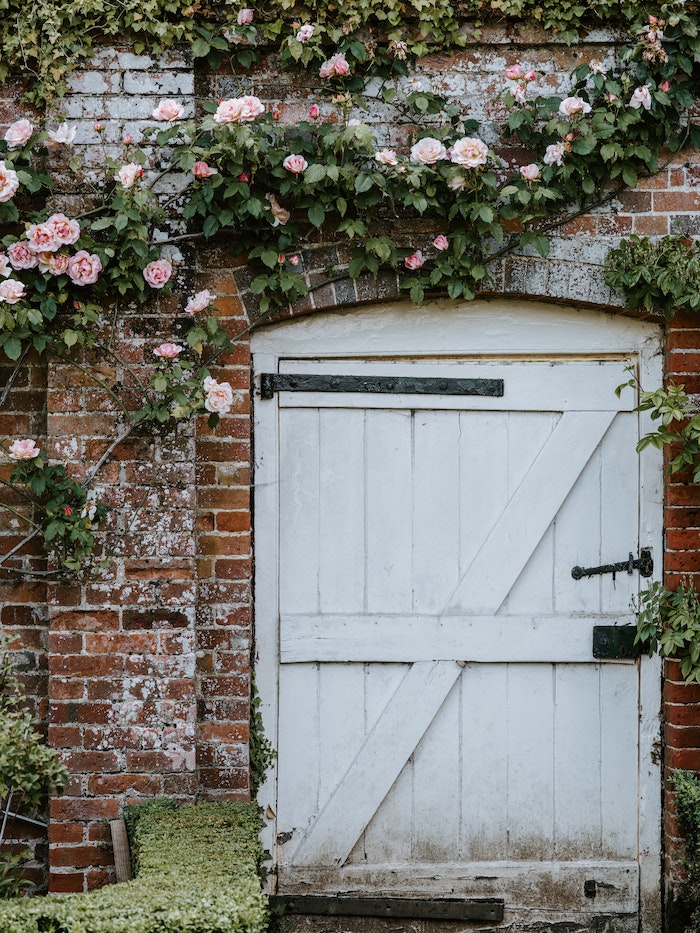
<box><xmin>412</xmin><ymin>412</ymin><xmax>460</xmax><ymax>613</ymax></box>
<box><xmin>460</xmin><ymin>664</ymin><xmax>509</xmax><ymax>860</ymax></box>
<box><xmin>507</xmin><ymin>664</ymin><xmax>555</xmax><ymax>860</ymax></box>
<box><xmin>553</xmin><ymin>664</ymin><xmax>602</xmax><ymax>858</ymax></box>
<box><xmin>554</xmin><ymin>442</ymin><xmax>602</xmax><ymax>614</ymax></box>
<box><xmin>600</xmin><ymin>663</ymin><xmax>639</xmax><ymax>858</ymax></box>
<box><xmin>358</xmin><ymin>663</ymin><xmax>413</xmax><ymax>864</ymax></box>
<box><xmin>457</xmin><ymin>411</ymin><xmax>509</xmax><ymax>579</ymax></box>
<box><xmin>277</xmin><ymin>664</ymin><xmax>321</xmax><ymax>840</ymax></box>
<box><xmin>411</xmin><ymin>676</ymin><xmax>462</xmax><ymax>860</ymax></box>
<box><xmin>318</xmin><ymin>663</ymin><xmax>367</xmax><ymax>811</ymax></box>
<box><xmin>366</xmin><ymin>410</ymin><xmax>413</xmax><ymax>613</ymax></box>
<box><xmin>600</xmin><ymin>413</ymin><xmax>640</xmax><ymax>613</ymax></box>
<box><xmin>319</xmin><ymin>409</ymin><xmax>366</xmax><ymax>613</ymax></box>
<box><xmin>279</xmin><ymin>410</ymin><xmax>320</xmax><ymax>614</ymax></box>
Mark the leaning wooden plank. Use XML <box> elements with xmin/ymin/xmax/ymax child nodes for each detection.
<box><xmin>110</xmin><ymin>818</ymin><xmax>132</xmax><ymax>883</ymax></box>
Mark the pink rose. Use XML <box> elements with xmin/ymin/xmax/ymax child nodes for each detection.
<box><xmin>513</xmin><ymin>84</ymin><xmax>527</xmax><ymax>104</ymax></box>
<box><xmin>8</xmin><ymin>439</ymin><xmax>40</xmax><ymax>460</ymax></box>
<box><xmin>519</xmin><ymin>163</ymin><xmax>540</xmax><ymax>181</ymax></box>
<box><xmin>143</xmin><ymin>258</ymin><xmax>173</xmax><ymax>289</ymax></box>
<box><xmin>524</xmin><ymin>69</ymin><xmax>536</xmax><ymax>81</ymax></box>
<box><xmin>404</xmin><ymin>250</ymin><xmax>425</xmax><ymax>270</ymax></box>
<box><xmin>308</xmin><ymin>104</ymin><xmax>320</xmax><ymax>119</ymax></box>
<box><xmin>7</xmin><ymin>241</ymin><xmax>38</xmax><ymax>269</ymax></box>
<box><xmin>3</xmin><ymin>119</ymin><xmax>33</xmax><ymax>150</ymax></box>
<box><xmin>283</xmin><ymin>153</ymin><xmax>308</xmax><ymax>174</ymax></box>
<box><xmin>46</xmin><ymin>123</ymin><xmax>76</xmax><ymax>146</ymax></box>
<box><xmin>116</xmin><ymin>163</ymin><xmax>143</xmax><ymax>188</ymax></box>
<box><xmin>26</xmin><ymin>223</ymin><xmax>60</xmax><ymax>253</ymax></box>
<box><xmin>48</xmin><ymin>253</ymin><xmax>70</xmax><ymax>276</ymax></box>
<box><xmin>661</xmin><ymin>80</ymin><xmax>670</xmax><ymax>93</ymax></box>
<box><xmin>123</xmin><ymin>132</ymin><xmax>134</xmax><ymax>144</ymax></box>
<box><xmin>450</xmin><ymin>137</ymin><xmax>489</xmax><ymax>168</ymax></box>
<box><xmin>48</xmin><ymin>213</ymin><xmax>81</xmax><ymax>245</ymax></box>
<box><xmin>266</xmin><ymin>193</ymin><xmax>290</xmax><ymax>226</ymax></box>
<box><xmin>288</xmin><ymin>254</ymin><xmax>300</xmax><ymax>266</ymax></box>
<box><xmin>153</xmin><ymin>342</ymin><xmax>183</xmax><ymax>359</ymax></box>
<box><xmin>433</xmin><ymin>235</ymin><xmax>449</xmax><ymax>251</ymax></box>
<box><xmin>410</xmin><ymin>137</ymin><xmax>447</xmax><ymax>165</ymax></box>
<box><xmin>193</xmin><ymin>161</ymin><xmax>218</xmax><ymax>178</ymax></box>
<box><xmin>375</xmin><ymin>148</ymin><xmax>398</xmax><ymax>166</ymax></box>
<box><xmin>629</xmin><ymin>86</ymin><xmax>652</xmax><ymax>110</ymax></box>
<box><xmin>203</xmin><ymin>376</ymin><xmax>234</xmax><ymax>414</ymax></box>
<box><xmin>185</xmin><ymin>290</ymin><xmax>215</xmax><ymax>314</ymax></box>
<box><xmin>0</xmin><ymin>254</ymin><xmax>10</xmax><ymax>278</ymax></box>
<box><xmin>558</xmin><ymin>96</ymin><xmax>592</xmax><ymax>118</ymax></box>
<box><xmin>239</xmin><ymin>172</ymin><xmax>249</xmax><ymax>182</ymax></box>
<box><xmin>297</xmin><ymin>23</ymin><xmax>314</xmax><ymax>42</ymax></box>
<box><xmin>67</xmin><ymin>250</ymin><xmax>103</xmax><ymax>286</ymax></box>
<box><xmin>543</xmin><ymin>142</ymin><xmax>568</xmax><ymax>166</ymax></box>
<box><xmin>237</xmin><ymin>7</ymin><xmax>254</xmax><ymax>24</ymax></box>
<box><xmin>214</xmin><ymin>96</ymin><xmax>265</xmax><ymax>123</ymax></box>
<box><xmin>0</xmin><ymin>279</ymin><xmax>27</xmax><ymax>303</ymax></box>
<box><xmin>319</xmin><ymin>52</ymin><xmax>350</xmax><ymax>79</ymax></box>
<box><xmin>152</xmin><ymin>99</ymin><xmax>185</xmax><ymax>122</ymax></box>
<box><xmin>0</xmin><ymin>161</ymin><xmax>19</xmax><ymax>203</ymax></box>
<box><xmin>505</xmin><ymin>64</ymin><xmax>522</xmax><ymax>80</ymax></box>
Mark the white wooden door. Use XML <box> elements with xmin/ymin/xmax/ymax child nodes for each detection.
<box><xmin>253</xmin><ymin>302</ymin><xmax>663</xmax><ymax>931</ymax></box>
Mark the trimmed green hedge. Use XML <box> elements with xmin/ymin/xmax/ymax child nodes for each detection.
<box><xmin>0</xmin><ymin>801</ymin><xmax>268</xmax><ymax>933</ymax></box>
<box><xmin>673</xmin><ymin>771</ymin><xmax>700</xmax><ymax>931</ymax></box>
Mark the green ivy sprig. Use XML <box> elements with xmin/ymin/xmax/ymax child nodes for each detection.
<box><xmin>617</xmin><ymin>375</ymin><xmax>700</xmax><ymax>482</ymax></box>
<box><xmin>635</xmin><ymin>581</ymin><xmax>700</xmax><ymax>684</ymax></box>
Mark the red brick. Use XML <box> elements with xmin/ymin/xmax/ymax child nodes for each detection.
<box><xmin>48</xmin><ymin>822</ymin><xmax>84</xmax><ymax>845</ymax></box>
<box><xmin>87</xmin><ymin>773</ymin><xmax>163</xmax><ymax>795</ymax></box>
<box><xmin>51</xmin><ymin>655</ymin><xmax>124</xmax><ymax>677</ymax></box>
<box><xmin>654</xmin><ymin>191</ymin><xmax>700</xmax><ymax>212</ymax></box>
<box><xmin>62</xmin><ymin>751</ymin><xmax>121</xmax><ymax>773</ymax></box>
<box><xmin>50</xmin><ymin>845</ymin><xmax>114</xmax><ymax>868</ymax></box>
<box><xmin>49</xmin><ymin>871</ymin><xmax>85</xmax><ymax>893</ymax></box>
<box><xmin>51</xmin><ymin>798</ymin><xmax>120</xmax><ymax>821</ymax></box>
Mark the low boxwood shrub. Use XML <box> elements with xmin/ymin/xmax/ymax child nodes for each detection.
<box><xmin>0</xmin><ymin>800</ymin><xmax>268</xmax><ymax>933</ymax></box>
<box><xmin>673</xmin><ymin>770</ymin><xmax>700</xmax><ymax>930</ymax></box>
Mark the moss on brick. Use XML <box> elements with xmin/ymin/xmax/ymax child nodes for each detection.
<box><xmin>0</xmin><ymin>801</ymin><xmax>268</xmax><ymax>933</ymax></box>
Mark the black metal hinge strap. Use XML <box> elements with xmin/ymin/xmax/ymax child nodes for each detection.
<box><xmin>571</xmin><ymin>549</ymin><xmax>653</xmax><ymax>580</ymax></box>
<box><xmin>269</xmin><ymin>895</ymin><xmax>504</xmax><ymax>922</ymax></box>
<box><xmin>260</xmin><ymin>373</ymin><xmax>504</xmax><ymax>399</ymax></box>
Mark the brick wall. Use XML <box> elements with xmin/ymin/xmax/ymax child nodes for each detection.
<box><xmin>1</xmin><ymin>26</ymin><xmax>700</xmax><ymax>915</ymax></box>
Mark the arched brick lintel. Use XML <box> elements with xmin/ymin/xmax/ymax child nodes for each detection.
<box><xmin>231</xmin><ymin>248</ymin><xmax>659</xmax><ymax>328</ymax></box>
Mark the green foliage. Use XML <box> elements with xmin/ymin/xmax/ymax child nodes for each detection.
<box><xmin>618</xmin><ymin>376</ymin><xmax>700</xmax><ymax>483</ymax></box>
<box><xmin>0</xmin><ymin>638</ymin><xmax>70</xmax><ymax>809</ymax></box>
<box><xmin>635</xmin><ymin>582</ymin><xmax>700</xmax><ymax>683</ymax></box>
<box><xmin>0</xmin><ymin>801</ymin><xmax>268</xmax><ymax>933</ymax></box>
<box><xmin>0</xmin><ymin>852</ymin><xmax>33</xmax><ymax>900</ymax></box>
<box><xmin>249</xmin><ymin>677</ymin><xmax>276</xmax><ymax>800</ymax></box>
<box><xmin>2</xmin><ymin>0</ymin><xmax>700</xmax><ymax>106</ymax></box>
<box><xmin>606</xmin><ymin>236</ymin><xmax>700</xmax><ymax>318</ymax></box>
<box><xmin>0</xmin><ymin>638</ymin><xmax>69</xmax><ymax>899</ymax></box>
<box><xmin>4</xmin><ymin>450</ymin><xmax>109</xmax><ymax>572</ymax></box>
<box><xmin>672</xmin><ymin>770</ymin><xmax>700</xmax><ymax>927</ymax></box>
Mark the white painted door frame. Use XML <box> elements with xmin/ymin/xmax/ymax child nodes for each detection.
<box><xmin>252</xmin><ymin>299</ymin><xmax>663</xmax><ymax>931</ymax></box>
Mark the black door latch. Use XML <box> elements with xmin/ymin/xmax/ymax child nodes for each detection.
<box><xmin>571</xmin><ymin>549</ymin><xmax>653</xmax><ymax>580</ymax></box>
